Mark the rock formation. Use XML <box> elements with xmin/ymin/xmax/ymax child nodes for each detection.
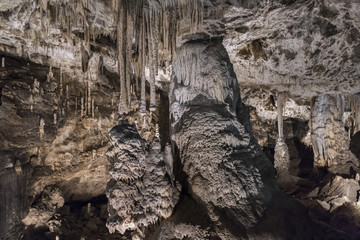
<box><xmin>106</xmin><ymin>120</ymin><xmax>179</xmax><ymax>236</ymax></box>
<box><xmin>311</xmin><ymin>94</ymin><xmax>359</xmax><ymax>175</ymax></box>
<box><xmin>0</xmin><ymin>0</ymin><xmax>360</xmax><ymax>239</ymax></box>
<box><xmin>274</xmin><ymin>92</ymin><xmax>291</xmax><ymax>180</ymax></box>
<box><xmin>169</xmin><ymin>38</ymin><xmax>322</xmax><ymax>239</ymax></box>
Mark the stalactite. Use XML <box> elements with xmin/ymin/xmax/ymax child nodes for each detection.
<box><xmin>277</xmin><ymin>92</ymin><xmax>287</xmax><ymax>140</ymax></box>
<box><xmin>114</xmin><ymin>0</ymin><xmax>204</xmax><ymax>115</ymax></box>
<box><xmin>55</xmin><ymin>1</ymin><xmax>58</xmax><ymax>26</ymax></box>
<box><xmin>118</xmin><ymin>0</ymin><xmax>128</xmax><ymax>114</ymax></box>
<box><xmin>81</xmin><ymin>96</ymin><xmax>84</xmax><ymax>117</ymax></box>
<box><xmin>350</xmin><ymin>93</ymin><xmax>360</xmax><ymax>135</ymax></box>
<box><xmin>87</xmin><ymin>74</ymin><xmax>91</xmax><ymax>116</ymax></box>
<box><xmin>139</xmin><ymin>7</ymin><xmax>146</xmax><ymax>116</ymax></box>
<box><xmin>1</xmin><ymin>57</ymin><xmax>5</xmax><ymax>68</ymax></box>
<box><xmin>59</xmin><ymin>67</ymin><xmax>63</xmax><ymax>97</ymax></box>
<box><xmin>126</xmin><ymin>1</ymin><xmax>133</xmax><ymax>108</ymax></box>
<box><xmin>91</xmin><ymin>99</ymin><xmax>95</xmax><ymax>118</ymax></box>
<box><xmin>274</xmin><ymin>92</ymin><xmax>290</xmax><ymax>180</ymax></box>
<box><xmin>146</xmin><ymin>4</ymin><xmax>156</xmax><ymax>112</ymax></box>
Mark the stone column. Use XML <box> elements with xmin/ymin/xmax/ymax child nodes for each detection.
<box><xmin>311</xmin><ymin>94</ymin><xmax>359</xmax><ymax>175</ymax></box>
<box><xmin>170</xmin><ymin>39</ymin><xmax>277</xmax><ymax>232</ymax></box>
<box><xmin>274</xmin><ymin>92</ymin><xmax>290</xmax><ymax>179</ymax></box>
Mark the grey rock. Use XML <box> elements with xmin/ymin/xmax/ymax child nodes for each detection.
<box><xmin>106</xmin><ymin>120</ymin><xmax>180</xmax><ymax>235</ymax></box>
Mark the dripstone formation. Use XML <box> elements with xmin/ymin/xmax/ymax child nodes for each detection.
<box><xmin>1</xmin><ymin>0</ymin><xmax>360</xmax><ymax>239</ymax></box>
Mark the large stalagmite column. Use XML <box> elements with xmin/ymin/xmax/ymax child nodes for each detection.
<box><xmin>274</xmin><ymin>92</ymin><xmax>290</xmax><ymax>179</ymax></box>
<box><xmin>311</xmin><ymin>94</ymin><xmax>359</xmax><ymax>175</ymax></box>
<box><xmin>170</xmin><ymin>39</ymin><xmax>277</xmax><ymax>233</ymax></box>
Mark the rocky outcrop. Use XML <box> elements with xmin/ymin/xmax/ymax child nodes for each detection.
<box><xmin>22</xmin><ymin>187</ymin><xmax>64</xmax><ymax>228</ymax></box>
<box><xmin>224</xmin><ymin>1</ymin><xmax>360</xmax><ymax>99</ymax></box>
<box><xmin>106</xmin><ymin>120</ymin><xmax>179</xmax><ymax>236</ymax></box>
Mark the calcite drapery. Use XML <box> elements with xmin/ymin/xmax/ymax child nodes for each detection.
<box><xmin>311</xmin><ymin>94</ymin><xmax>359</xmax><ymax>175</ymax></box>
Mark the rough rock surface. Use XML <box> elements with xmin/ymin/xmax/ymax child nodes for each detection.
<box><xmin>311</xmin><ymin>94</ymin><xmax>359</xmax><ymax>175</ymax></box>
<box><xmin>170</xmin><ymin>39</ymin><xmax>274</xmax><ymax>231</ymax></box>
<box><xmin>170</xmin><ymin>38</ymin><xmax>322</xmax><ymax>239</ymax></box>
<box><xmin>274</xmin><ymin>139</ymin><xmax>290</xmax><ymax>177</ymax></box>
<box><xmin>22</xmin><ymin>187</ymin><xmax>64</xmax><ymax>227</ymax></box>
<box><xmin>106</xmin><ymin>120</ymin><xmax>179</xmax><ymax>235</ymax></box>
<box><xmin>223</xmin><ymin>0</ymin><xmax>360</xmax><ymax>99</ymax></box>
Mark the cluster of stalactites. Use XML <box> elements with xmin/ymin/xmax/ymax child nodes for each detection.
<box><xmin>35</xmin><ymin>0</ymin><xmax>107</xmax><ymax>49</ymax></box>
<box><xmin>116</xmin><ymin>0</ymin><xmax>204</xmax><ymax>115</ymax></box>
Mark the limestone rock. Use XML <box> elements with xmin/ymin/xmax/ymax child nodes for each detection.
<box><xmin>274</xmin><ymin>139</ymin><xmax>290</xmax><ymax>176</ymax></box>
<box><xmin>311</xmin><ymin>94</ymin><xmax>359</xmax><ymax>175</ymax></box>
<box><xmin>22</xmin><ymin>187</ymin><xmax>64</xmax><ymax>227</ymax></box>
<box><xmin>106</xmin><ymin>120</ymin><xmax>180</xmax><ymax>235</ymax></box>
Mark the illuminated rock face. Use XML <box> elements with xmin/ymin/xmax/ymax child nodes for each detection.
<box><xmin>311</xmin><ymin>94</ymin><xmax>359</xmax><ymax>175</ymax></box>
<box><xmin>170</xmin><ymin>39</ymin><xmax>276</xmax><ymax>232</ymax></box>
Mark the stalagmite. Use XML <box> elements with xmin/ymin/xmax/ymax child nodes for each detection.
<box><xmin>33</xmin><ymin>78</ymin><xmax>40</xmax><ymax>94</ymax></box>
<box><xmin>47</xmin><ymin>66</ymin><xmax>53</xmax><ymax>82</ymax></box>
<box><xmin>81</xmin><ymin>96</ymin><xmax>84</xmax><ymax>117</ymax></box>
<box><xmin>274</xmin><ymin>92</ymin><xmax>290</xmax><ymax>179</ymax></box>
<box><xmin>59</xmin><ymin>68</ymin><xmax>63</xmax><ymax>97</ymax></box>
<box><xmin>53</xmin><ymin>112</ymin><xmax>57</xmax><ymax>125</ymax></box>
<box><xmin>1</xmin><ymin>57</ymin><xmax>5</xmax><ymax>68</ymax></box>
<box><xmin>15</xmin><ymin>160</ymin><xmax>22</xmax><ymax>175</ymax></box>
<box><xmin>39</xmin><ymin>118</ymin><xmax>45</xmax><ymax>140</ymax></box>
<box><xmin>155</xmin><ymin>124</ymin><xmax>159</xmax><ymax>138</ymax></box>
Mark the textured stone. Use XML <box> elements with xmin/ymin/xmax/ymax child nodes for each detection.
<box><xmin>170</xmin><ymin>38</ymin><xmax>279</xmax><ymax>236</ymax></box>
<box><xmin>311</xmin><ymin>94</ymin><xmax>359</xmax><ymax>174</ymax></box>
<box><xmin>106</xmin><ymin>120</ymin><xmax>179</xmax><ymax>235</ymax></box>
